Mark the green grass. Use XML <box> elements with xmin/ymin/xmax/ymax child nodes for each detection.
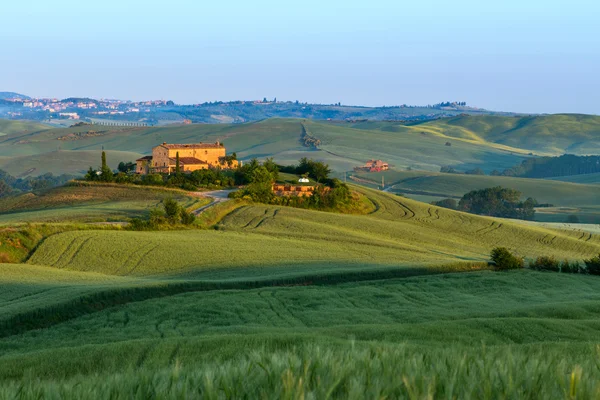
<box><xmin>3</xmin><ymin>184</ymin><xmax>600</xmax><ymax>397</ymax></box>
<box><xmin>0</xmin><ymin>119</ymin><xmax>47</xmax><ymax>137</ymax></box>
<box><xmin>353</xmin><ymin>169</ymin><xmax>600</xmax><ymax>207</ymax></box>
<box><xmin>2</xmin><ymin>114</ymin><xmax>600</xmax><ymax>177</ymax></box>
<box><xmin>0</xmin><ymin>149</ymin><xmax>143</xmax><ymax>176</ymax></box>
<box><xmin>0</xmin><ymin>117</ymin><xmax>530</xmax><ymax>176</ymax></box>
<box><xmin>3</xmin><ymin>270</ymin><xmax>600</xmax><ymax>397</ymax></box>
<box><xmin>406</xmin><ymin>113</ymin><xmax>600</xmax><ymax>155</ymax></box>
<box><xmin>0</xmin><ymin>182</ymin><xmax>207</xmax><ymax>224</ymax></box>
<box><xmin>26</xmin><ymin>188</ymin><xmax>600</xmax><ymax>276</ymax></box>
<box><xmin>547</xmin><ymin>172</ymin><xmax>600</xmax><ymax>184</ymax></box>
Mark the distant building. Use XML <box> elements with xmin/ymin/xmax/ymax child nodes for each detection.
<box><xmin>272</xmin><ymin>184</ymin><xmax>316</xmax><ymax>197</ymax></box>
<box><xmin>136</xmin><ymin>142</ymin><xmax>238</xmax><ymax>174</ymax></box>
<box><xmin>354</xmin><ymin>160</ymin><xmax>389</xmax><ymax>173</ymax></box>
<box><xmin>298</xmin><ymin>177</ymin><xmax>310</xmax><ymax>183</ymax></box>
<box><xmin>59</xmin><ymin>112</ymin><xmax>80</xmax><ymax>120</ymax></box>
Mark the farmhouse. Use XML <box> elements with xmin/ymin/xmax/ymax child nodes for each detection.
<box><xmin>272</xmin><ymin>184</ymin><xmax>316</xmax><ymax>197</ymax></box>
<box><xmin>354</xmin><ymin>159</ymin><xmax>389</xmax><ymax>173</ymax></box>
<box><xmin>136</xmin><ymin>142</ymin><xmax>238</xmax><ymax>174</ymax></box>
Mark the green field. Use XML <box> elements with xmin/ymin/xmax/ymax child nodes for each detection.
<box><xmin>0</xmin><ymin>183</ymin><xmax>207</xmax><ymax>224</ymax></box>
<box><xmin>1</xmin><ymin>114</ymin><xmax>599</xmax><ymax>177</ymax></box>
<box><xmin>2</xmin><ymin>117</ymin><xmax>600</xmax><ymax>396</ymax></box>
<box><xmin>547</xmin><ymin>172</ymin><xmax>600</xmax><ymax>184</ymax></box>
<box><xmin>25</xmin><ymin>188</ymin><xmax>600</xmax><ymax>277</ymax></box>
<box><xmin>353</xmin><ymin>169</ymin><xmax>600</xmax><ymax>223</ymax></box>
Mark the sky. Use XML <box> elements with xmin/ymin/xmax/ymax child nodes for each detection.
<box><xmin>1</xmin><ymin>0</ymin><xmax>598</xmax><ymax>114</ymax></box>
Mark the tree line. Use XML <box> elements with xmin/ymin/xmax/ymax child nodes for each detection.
<box><xmin>0</xmin><ymin>170</ymin><xmax>75</xmax><ymax>198</ymax></box>
<box><xmin>432</xmin><ymin>186</ymin><xmax>537</xmax><ymax>220</ymax></box>
<box><xmin>494</xmin><ymin>155</ymin><xmax>600</xmax><ymax>178</ymax></box>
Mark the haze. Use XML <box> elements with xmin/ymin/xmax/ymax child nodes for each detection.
<box><xmin>1</xmin><ymin>0</ymin><xmax>598</xmax><ymax>114</ymax></box>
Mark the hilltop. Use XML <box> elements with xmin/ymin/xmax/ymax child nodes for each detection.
<box><xmin>411</xmin><ymin>114</ymin><xmax>600</xmax><ymax>155</ymax></box>
<box><xmin>0</xmin><ymin>92</ymin><xmax>29</xmax><ymax>100</ymax></box>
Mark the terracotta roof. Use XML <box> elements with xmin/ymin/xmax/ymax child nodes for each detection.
<box><xmin>136</xmin><ymin>156</ymin><xmax>152</xmax><ymax>161</ymax></box>
<box><xmin>158</xmin><ymin>142</ymin><xmax>223</xmax><ymax>149</ymax></box>
<box><xmin>169</xmin><ymin>157</ymin><xmax>207</xmax><ymax>165</ymax></box>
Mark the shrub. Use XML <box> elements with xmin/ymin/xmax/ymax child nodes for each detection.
<box><xmin>584</xmin><ymin>254</ymin><xmax>600</xmax><ymax>275</ymax></box>
<box><xmin>566</xmin><ymin>215</ymin><xmax>580</xmax><ymax>223</ymax></box>
<box><xmin>529</xmin><ymin>256</ymin><xmax>559</xmax><ymax>272</ymax></box>
<box><xmin>180</xmin><ymin>209</ymin><xmax>196</xmax><ymax>225</ymax></box>
<box><xmin>163</xmin><ymin>198</ymin><xmax>181</xmax><ymax>223</ymax></box>
<box><xmin>561</xmin><ymin>260</ymin><xmax>582</xmax><ymax>274</ymax></box>
<box><xmin>490</xmin><ymin>247</ymin><xmax>524</xmax><ymax>270</ymax></box>
<box><xmin>431</xmin><ymin>198</ymin><xmax>457</xmax><ymax>210</ymax></box>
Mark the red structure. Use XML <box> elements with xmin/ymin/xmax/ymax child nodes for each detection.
<box><xmin>354</xmin><ymin>160</ymin><xmax>389</xmax><ymax>173</ymax></box>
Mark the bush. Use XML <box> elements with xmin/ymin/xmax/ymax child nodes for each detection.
<box><xmin>529</xmin><ymin>256</ymin><xmax>559</xmax><ymax>272</ymax></box>
<box><xmin>180</xmin><ymin>209</ymin><xmax>196</xmax><ymax>225</ymax></box>
<box><xmin>566</xmin><ymin>215</ymin><xmax>580</xmax><ymax>223</ymax></box>
<box><xmin>490</xmin><ymin>247</ymin><xmax>524</xmax><ymax>270</ymax></box>
<box><xmin>561</xmin><ymin>260</ymin><xmax>582</xmax><ymax>274</ymax></box>
<box><xmin>584</xmin><ymin>254</ymin><xmax>600</xmax><ymax>275</ymax></box>
<box><xmin>431</xmin><ymin>198</ymin><xmax>457</xmax><ymax>210</ymax></box>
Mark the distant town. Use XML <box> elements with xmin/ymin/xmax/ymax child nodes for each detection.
<box><xmin>0</xmin><ymin>92</ymin><xmax>508</xmax><ymax>126</ymax></box>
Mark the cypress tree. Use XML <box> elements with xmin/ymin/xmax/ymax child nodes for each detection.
<box><xmin>101</xmin><ymin>151</ymin><xmax>107</xmax><ymax>169</ymax></box>
<box><xmin>176</xmin><ymin>152</ymin><xmax>181</xmax><ymax>174</ymax></box>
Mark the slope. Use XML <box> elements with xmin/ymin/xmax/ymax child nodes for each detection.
<box><xmin>353</xmin><ymin>169</ymin><xmax>600</xmax><ymax>207</ymax></box>
<box><xmin>410</xmin><ymin>114</ymin><xmax>600</xmax><ymax>155</ymax></box>
<box><xmin>0</xmin><ymin>182</ymin><xmax>205</xmax><ymax>224</ymax></box>
<box><xmin>27</xmin><ymin>188</ymin><xmax>600</xmax><ymax>276</ymax></box>
<box><xmin>0</xmin><ymin>118</ymin><xmax>532</xmax><ymax>176</ymax></box>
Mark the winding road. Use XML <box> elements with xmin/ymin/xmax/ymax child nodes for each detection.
<box><xmin>191</xmin><ymin>189</ymin><xmax>236</xmax><ymax>215</ymax></box>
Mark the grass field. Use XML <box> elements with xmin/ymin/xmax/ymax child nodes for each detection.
<box><xmin>394</xmin><ymin>114</ymin><xmax>600</xmax><ymax>155</ymax></box>
<box><xmin>0</xmin><ymin>183</ymin><xmax>206</xmax><ymax>224</ymax></box>
<box><xmin>353</xmin><ymin>169</ymin><xmax>600</xmax><ymax>207</ymax></box>
<box><xmin>3</xmin><ymin>269</ymin><xmax>600</xmax><ymax>398</ymax></box>
<box><xmin>25</xmin><ymin>187</ymin><xmax>600</xmax><ymax>277</ymax></box>
<box><xmin>2</xmin><ymin>161</ymin><xmax>600</xmax><ymax>395</ymax></box>
<box><xmin>1</xmin><ymin>114</ymin><xmax>599</xmax><ymax>177</ymax></box>
<box><xmin>352</xmin><ymin>168</ymin><xmax>600</xmax><ymax>223</ymax></box>
<box><xmin>547</xmin><ymin>172</ymin><xmax>600</xmax><ymax>184</ymax></box>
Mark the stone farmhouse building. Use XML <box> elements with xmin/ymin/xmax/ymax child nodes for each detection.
<box><xmin>136</xmin><ymin>142</ymin><xmax>238</xmax><ymax>174</ymax></box>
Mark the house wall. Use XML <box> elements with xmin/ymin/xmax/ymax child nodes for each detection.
<box><xmin>151</xmin><ymin>145</ymin><xmax>226</xmax><ymax>169</ymax></box>
<box><xmin>136</xmin><ymin>160</ymin><xmax>150</xmax><ymax>174</ymax></box>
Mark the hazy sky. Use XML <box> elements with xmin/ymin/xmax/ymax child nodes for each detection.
<box><xmin>1</xmin><ymin>0</ymin><xmax>598</xmax><ymax>114</ymax></box>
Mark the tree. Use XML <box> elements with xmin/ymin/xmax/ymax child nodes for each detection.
<box><xmin>0</xmin><ymin>179</ymin><xmax>11</xmax><ymax>198</ymax></box>
<box><xmin>118</xmin><ymin>162</ymin><xmax>135</xmax><ymax>173</ymax></box>
<box><xmin>431</xmin><ymin>198</ymin><xmax>457</xmax><ymax>210</ymax></box>
<box><xmin>584</xmin><ymin>254</ymin><xmax>600</xmax><ymax>275</ymax></box>
<box><xmin>458</xmin><ymin>186</ymin><xmax>536</xmax><ymax>220</ymax></box>
<box><xmin>99</xmin><ymin>151</ymin><xmax>114</xmax><ymax>182</ymax></box>
<box><xmin>175</xmin><ymin>152</ymin><xmax>181</xmax><ymax>174</ymax></box>
<box><xmin>311</xmin><ymin>162</ymin><xmax>331</xmax><ymax>183</ymax></box>
<box><xmin>566</xmin><ymin>215</ymin><xmax>580</xmax><ymax>223</ymax></box>
<box><xmin>465</xmin><ymin>168</ymin><xmax>485</xmax><ymax>175</ymax></box>
<box><xmin>262</xmin><ymin>158</ymin><xmax>279</xmax><ymax>181</ymax></box>
<box><xmin>163</xmin><ymin>198</ymin><xmax>181</xmax><ymax>223</ymax></box>
<box><xmin>490</xmin><ymin>247</ymin><xmax>524</xmax><ymax>270</ymax></box>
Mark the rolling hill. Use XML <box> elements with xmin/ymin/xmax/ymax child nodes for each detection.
<box><xmin>1</xmin><ymin>114</ymin><xmax>599</xmax><ymax>178</ymax></box>
<box><xmin>353</xmin><ymin>169</ymin><xmax>600</xmax><ymax>207</ymax></box>
<box><xmin>27</xmin><ymin>187</ymin><xmax>600</xmax><ymax>275</ymax></box>
<box><xmin>342</xmin><ymin>114</ymin><xmax>600</xmax><ymax>156</ymax></box>
<box><xmin>0</xmin><ymin>118</ymin><xmax>533</xmax><ymax>176</ymax></box>
<box><xmin>3</xmin><ymin>187</ymin><xmax>600</xmax><ymax>396</ymax></box>
<box><xmin>0</xmin><ymin>182</ymin><xmax>206</xmax><ymax>224</ymax></box>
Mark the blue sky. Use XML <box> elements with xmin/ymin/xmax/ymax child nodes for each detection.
<box><xmin>1</xmin><ymin>0</ymin><xmax>598</xmax><ymax>114</ymax></box>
